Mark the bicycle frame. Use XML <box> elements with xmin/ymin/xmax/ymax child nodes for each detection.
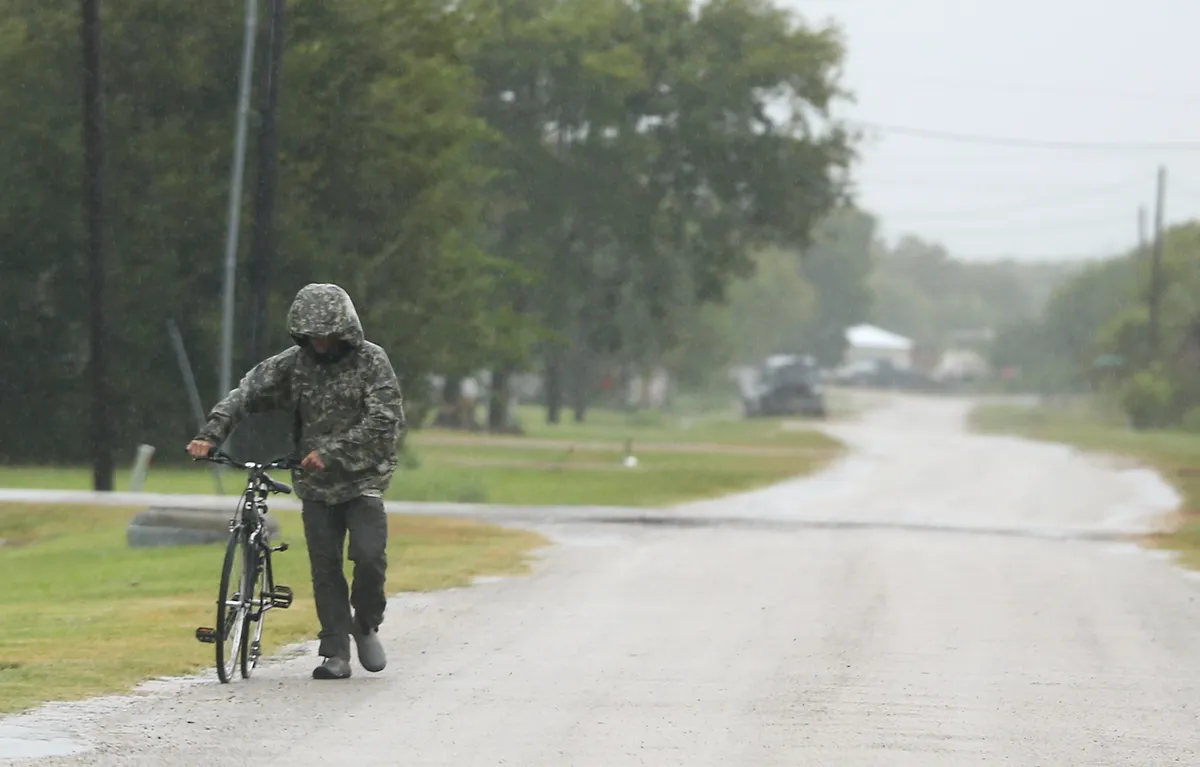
<box><xmin>194</xmin><ymin>451</ymin><xmax>298</xmax><ymax>678</ymax></box>
<box><xmin>235</xmin><ymin>475</ymin><xmax>279</xmax><ymax>628</ymax></box>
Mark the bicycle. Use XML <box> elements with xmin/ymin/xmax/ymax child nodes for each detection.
<box><xmin>192</xmin><ymin>449</ymin><xmax>300</xmax><ymax>683</ymax></box>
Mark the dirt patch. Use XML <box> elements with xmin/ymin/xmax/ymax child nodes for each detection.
<box><xmin>1087</xmin><ymin>453</ymin><xmax>1145</xmax><ymax>472</ymax></box>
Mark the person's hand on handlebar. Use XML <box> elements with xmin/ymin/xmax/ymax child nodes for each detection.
<box><xmin>300</xmin><ymin>450</ymin><xmax>325</xmax><ymax>472</ymax></box>
<box><xmin>187</xmin><ymin>439</ymin><xmax>215</xmax><ymax>459</ymax></box>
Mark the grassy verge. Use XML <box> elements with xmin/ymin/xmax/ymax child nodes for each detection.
<box><xmin>0</xmin><ymin>502</ymin><xmax>546</xmax><ymax>715</ymax></box>
<box><xmin>969</xmin><ymin>400</ymin><xmax>1200</xmax><ymax>565</ymax></box>
<box><xmin>0</xmin><ymin>407</ymin><xmax>844</xmax><ymax>507</ymax></box>
<box><xmin>505</xmin><ymin>403</ymin><xmax>844</xmax><ymax>445</ymax></box>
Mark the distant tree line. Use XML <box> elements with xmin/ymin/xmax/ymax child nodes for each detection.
<box><xmin>869</xmin><ymin>237</ymin><xmax>1082</xmax><ymax>350</ymax></box>
<box><xmin>670</xmin><ymin>223</ymin><xmax>1079</xmax><ymax>390</ymax></box>
<box><xmin>989</xmin><ymin>221</ymin><xmax>1200</xmax><ymax>430</ymax></box>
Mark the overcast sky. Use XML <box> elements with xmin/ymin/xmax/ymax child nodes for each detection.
<box><xmin>783</xmin><ymin>0</ymin><xmax>1200</xmax><ymax>262</ymax></box>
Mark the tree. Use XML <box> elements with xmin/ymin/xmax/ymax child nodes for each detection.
<box><xmin>871</xmin><ymin>234</ymin><xmax>1084</xmax><ymax>356</ymax></box>
<box><xmin>463</xmin><ymin>0</ymin><xmax>856</xmax><ymax>421</ymax></box>
<box><xmin>801</xmin><ymin>207</ymin><xmax>876</xmax><ymax>365</ymax></box>
<box><xmin>0</xmin><ymin>0</ymin><xmax>499</xmax><ymax>462</ymax></box>
<box><xmin>663</xmin><ymin>207</ymin><xmax>879</xmax><ymax>386</ymax></box>
<box><xmin>0</xmin><ymin>0</ymin><xmax>864</xmax><ymax>464</ymax></box>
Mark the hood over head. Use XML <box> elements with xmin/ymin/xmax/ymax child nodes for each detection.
<box><xmin>287</xmin><ymin>283</ymin><xmax>365</xmax><ymax>350</ymax></box>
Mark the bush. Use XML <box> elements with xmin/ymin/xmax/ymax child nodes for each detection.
<box><xmin>1180</xmin><ymin>406</ymin><xmax>1200</xmax><ymax>434</ymax></box>
<box><xmin>1119</xmin><ymin>365</ymin><xmax>1175</xmax><ymax>430</ymax></box>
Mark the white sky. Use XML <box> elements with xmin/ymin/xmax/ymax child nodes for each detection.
<box><xmin>784</xmin><ymin>0</ymin><xmax>1200</xmax><ymax>261</ymax></box>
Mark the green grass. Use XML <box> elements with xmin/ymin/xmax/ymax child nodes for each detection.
<box><xmin>0</xmin><ymin>502</ymin><xmax>546</xmax><ymax>715</ymax></box>
<box><xmin>0</xmin><ymin>407</ymin><xmax>845</xmax><ymax>507</ymax></box>
<box><xmin>970</xmin><ymin>400</ymin><xmax>1200</xmax><ymax>565</ymax></box>
<box><xmin>507</xmin><ymin>403</ymin><xmax>847</xmax><ymax>447</ymax></box>
<box><xmin>396</xmin><ymin>452</ymin><xmax>834</xmax><ymax>507</ymax></box>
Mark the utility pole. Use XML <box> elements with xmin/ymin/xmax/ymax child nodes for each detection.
<box><xmin>1148</xmin><ymin>165</ymin><xmax>1167</xmax><ymax>357</ymax></box>
<box><xmin>1138</xmin><ymin>206</ymin><xmax>1148</xmax><ymax>257</ymax></box>
<box><xmin>218</xmin><ymin>0</ymin><xmax>260</xmax><ymax>408</ymax></box>
<box><xmin>247</xmin><ymin>0</ymin><xmax>285</xmax><ymax>371</ymax></box>
<box><xmin>82</xmin><ymin>0</ymin><xmax>113</xmax><ymax>491</ymax></box>
<box><xmin>243</xmin><ymin>0</ymin><xmax>285</xmax><ymax>457</ymax></box>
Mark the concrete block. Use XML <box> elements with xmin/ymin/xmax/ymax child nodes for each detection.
<box><xmin>126</xmin><ymin>507</ymin><xmax>282</xmax><ymax>548</ymax></box>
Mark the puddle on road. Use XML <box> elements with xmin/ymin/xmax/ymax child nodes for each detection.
<box><xmin>585</xmin><ymin>512</ymin><xmax>1144</xmax><ymax>545</ymax></box>
<box><xmin>0</xmin><ymin>723</ymin><xmax>86</xmax><ymax>761</ymax></box>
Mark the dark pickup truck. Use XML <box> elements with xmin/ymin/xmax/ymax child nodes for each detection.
<box><xmin>740</xmin><ymin>354</ymin><xmax>827</xmax><ymax>418</ymax></box>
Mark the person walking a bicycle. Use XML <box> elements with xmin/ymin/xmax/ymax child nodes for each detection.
<box><xmin>186</xmin><ymin>283</ymin><xmax>405</xmax><ymax>680</ymax></box>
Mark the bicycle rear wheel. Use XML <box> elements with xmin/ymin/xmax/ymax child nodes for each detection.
<box><xmin>215</xmin><ymin>529</ymin><xmax>252</xmax><ymax>683</ymax></box>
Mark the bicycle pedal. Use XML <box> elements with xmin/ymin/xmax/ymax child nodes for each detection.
<box><xmin>272</xmin><ymin>542</ymin><xmax>289</xmax><ymax>553</ymax></box>
<box><xmin>270</xmin><ymin>585</ymin><xmax>294</xmax><ymax>609</ymax></box>
<box><xmin>195</xmin><ymin>626</ymin><xmax>217</xmax><ymax>644</ymax></box>
<box><xmin>249</xmin><ymin>641</ymin><xmax>261</xmax><ymax>660</ymax></box>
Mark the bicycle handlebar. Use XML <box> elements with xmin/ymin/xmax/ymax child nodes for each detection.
<box><xmin>189</xmin><ymin>448</ymin><xmax>301</xmax><ymax>497</ymax></box>
<box><xmin>191</xmin><ymin>448</ymin><xmax>302</xmax><ymax>472</ymax></box>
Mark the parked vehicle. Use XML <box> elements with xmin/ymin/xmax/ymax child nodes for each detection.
<box><xmin>740</xmin><ymin>354</ymin><xmax>827</xmax><ymax>418</ymax></box>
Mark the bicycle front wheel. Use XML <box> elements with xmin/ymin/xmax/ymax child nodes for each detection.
<box><xmin>240</xmin><ymin>545</ymin><xmax>265</xmax><ymax>679</ymax></box>
<box><xmin>215</xmin><ymin>529</ymin><xmax>252</xmax><ymax>683</ymax></box>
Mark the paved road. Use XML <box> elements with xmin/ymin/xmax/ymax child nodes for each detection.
<box><xmin>5</xmin><ymin>395</ymin><xmax>1200</xmax><ymax>765</ymax></box>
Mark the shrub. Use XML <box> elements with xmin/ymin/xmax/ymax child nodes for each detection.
<box><xmin>1180</xmin><ymin>406</ymin><xmax>1200</xmax><ymax>434</ymax></box>
<box><xmin>1119</xmin><ymin>365</ymin><xmax>1175</xmax><ymax>430</ymax></box>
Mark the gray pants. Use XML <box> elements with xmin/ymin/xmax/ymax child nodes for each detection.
<box><xmin>301</xmin><ymin>496</ymin><xmax>388</xmax><ymax>660</ymax></box>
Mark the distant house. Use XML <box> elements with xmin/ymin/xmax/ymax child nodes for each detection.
<box><xmin>842</xmin><ymin>324</ymin><xmax>914</xmax><ymax>370</ymax></box>
<box><xmin>933</xmin><ymin>348</ymin><xmax>990</xmax><ymax>382</ymax></box>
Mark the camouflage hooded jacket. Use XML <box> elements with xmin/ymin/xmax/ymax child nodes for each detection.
<box><xmin>195</xmin><ymin>283</ymin><xmax>406</xmax><ymax>504</ymax></box>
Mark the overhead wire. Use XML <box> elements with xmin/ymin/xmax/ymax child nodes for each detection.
<box><xmin>809</xmin><ymin>67</ymin><xmax>1200</xmax><ymax>257</ymax></box>
<box><xmin>840</xmin><ymin>69</ymin><xmax>1200</xmax><ymax>105</ymax></box>
<box><xmin>862</xmin><ymin>176</ymin><xmax>1149</xmax><ymax>220</ymax></box>
<box><xmin>916</xmin><ymin>250</ymin><xmax>1118</xmax><ymax>262</ymax></box>
<box><xmin>845</xmin><ymin>119</ymin><xmax>1200</xmax><ymax>152</ymax></box>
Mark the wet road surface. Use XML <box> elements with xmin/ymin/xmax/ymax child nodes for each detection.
<box><xmin>3</xmin><ymin>394</ymin><xmax>1199</xmax><ymax>765</ymax></box>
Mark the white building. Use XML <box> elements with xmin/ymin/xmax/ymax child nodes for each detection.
<box><xmin>933</xmin><ymin>348</ymin><xmax>990</xmax><ymax>382</ymax></box>
<box><xmin>842</xmin><ymin>324</ymin><xmax>914</xmax><ymax>370</ymax></box>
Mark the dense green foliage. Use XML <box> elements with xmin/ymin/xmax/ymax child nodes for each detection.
<box><xmin>869</xmin><ymin>236</ymin><xmax>1081</xmax><ymax>349</ymax></box>
<box><xmin>988</xmin><ymin>221</ymin><xmax>1200</xmax><ymax>428</ymax></box>
<box><xmin>0</xmin><ymin>0</ymin><xmax>858</xmax><ymax>465</ymax></box>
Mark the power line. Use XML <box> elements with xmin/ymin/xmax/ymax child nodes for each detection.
<box><xmin>863</xmin><ymin>152</ymin><xmax>1182</xmax><ymax>169</ymax></box>
<box><xmin>847</xmin><ymin>120</ymin><xmax>1200</xmax><ymax>152</ymax></box>
<box><xmin>872</xmin><ymin>177</ymin><xmax>1147</xmax><ymax>219</ymax></box>
<box><xmin>851</xmin><ymin>71</ymin><xmax>1200</xmax><ymax>105</ymax></box>
<box><xmin>885</xmin><ymin>248</ymin><xmax>1120</xmax><ymax>262</ymax></box>
<box><xmin>876</xmin><ymin>191</ymin><xmax>1200</xmax><ymax>230</ymax></box>
<box><xmin>900</xmin><ymin>216</ymin><xmax>1153</xmax><ymax>238</ymax></box>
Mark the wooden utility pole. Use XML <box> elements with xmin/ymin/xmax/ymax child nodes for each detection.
<box><xmin>218</xmin><ymin>0</ymin><xmax>259</xmax><ymax>408</ymax></box>
<box><xmin>1138</xmin><ymin>206</ymin><xmax>1148</xmax><ymax>256</ymax></box>
<box><xmin>247</xmin><ymin>0</ymin><xmax>285</xmax><ymax>370</ymax></box>
<box><xmin>1148</xmin><ymin>166</ymin><xmax>1167</xmax><ymax>356</ymax></box>
<box><xmin>82</xmin><ymin>0</ymin><xmax>113</xmax><ymax>491</ymax></box>
<box><xmin>242</xmin><ymin>0</ymin><xmax>286</xmax><ymax>456</ymax></box>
